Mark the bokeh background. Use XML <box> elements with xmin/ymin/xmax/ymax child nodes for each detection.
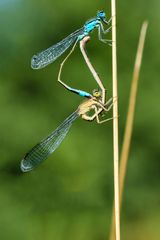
<box><xmin>0</xmin><ymin>0</ymin><xmax>159</xmax><ymax>239</ymax></box>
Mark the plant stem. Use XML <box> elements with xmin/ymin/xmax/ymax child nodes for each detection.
<box><xmin>109</xmin><ymin>21</ymin><xmax>148</xmax><ymax>240</ymax></box>
<box><xmin>111</xmin><ymin>1</ymin><xmax>120</xmax><ymax>240</ymax></box>
<box><xmin>119</xmin><ymin>21</ymin><xmax>148</xmax><ymax>207</ymax></box>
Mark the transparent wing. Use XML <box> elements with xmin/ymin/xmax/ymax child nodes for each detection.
<box><xmin>21</xmin><ymin>111</ymin><xmax>79</xmax><ymax>172</ymax></box>
<box><xmin>31</xmin><ymin>27</ymin><xmax>84</xmax><ymax>69</ymax></box>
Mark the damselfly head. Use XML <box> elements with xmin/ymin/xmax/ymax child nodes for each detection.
<box><xmin>92</xmin><ymin>89</ymin><xmax>102</xmax><ymax>98</ymax></box>
<box><xmin>97</xmin><ymin>10</ymin><xmax>108</xmax><ymax>24</ymax></box>
<box><xmin>97</xmin><ymin>11</ymin><xmax>106</xmax><ymax>19</ymax></box>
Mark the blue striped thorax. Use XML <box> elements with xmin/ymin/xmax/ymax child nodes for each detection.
<box><xmin>78</xmin><ymin>10</ymin><xmax>108</xmax><ymax>40</ymax></box>
<box><xmin>84</xmin><ymin>19</ymin><xmax>100</xmax><ymax>33</ymax></box>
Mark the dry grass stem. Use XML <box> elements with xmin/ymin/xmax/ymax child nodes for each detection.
<box><xmin>109</xmin><ymin>21</ymin><xmax>148</xmax><ymax>240</ymax></box>
<box><xmin>111</xmin><ymin>1</ymin><xmax>120</xmax><ymax>240</ymax></box>
<box><xmin>119</xmin><ymin>21</ymin><xmax>148</xmax><ymax>206</ymax></box>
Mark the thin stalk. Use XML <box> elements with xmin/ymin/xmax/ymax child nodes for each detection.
<box><xmin>119</xmin><ymin>21</ymin><xmax>148</xmax><ymax>208</ymax></box>
<box><xmin>109</xmin><ymin>21</ymin><xmax>148</xmax><ymax>240</ymax></box>
<box><xmin>111</xmin><ymin>1</ymin><xmax>120</xmax><ymax>240</ymax></box>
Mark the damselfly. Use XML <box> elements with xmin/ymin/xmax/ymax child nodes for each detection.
<box><xmin>20</xmin><ymin>90</ymin><xmax>113</xmax><ymax>172</ymax></box>
<box><xmin>31</xmin><ymin>10</ymin><xmax>111</xmax><ymax>69</ymax></box>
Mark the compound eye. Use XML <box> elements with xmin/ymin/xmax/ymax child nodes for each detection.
<box><xmin>98</xmin><ymin>10</ymin><xmax>105</xmax><ymax>18</ymax></box>
<box><xmin>95</xmin><ymin>92</ymin><xmax>100</xmax><ymax>97</ymax></box>
<box><xmin>92</xmin><ymin>89</ymin><xmax>101</xmax><ymax>98</ymax></box>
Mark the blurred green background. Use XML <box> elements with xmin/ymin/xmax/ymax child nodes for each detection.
<box><xmin>0</xmin><ymin>0</ymin><xmax>159</xmax><ymax>239</ymax></box>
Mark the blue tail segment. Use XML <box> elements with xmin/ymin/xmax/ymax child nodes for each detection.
<box><xmin>69</xmin><ymin>88</ymin><xmax>92</xmax><ymax>98</ymax></box>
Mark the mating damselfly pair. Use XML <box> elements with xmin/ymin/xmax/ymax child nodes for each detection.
<box><xmin>21</xmin><ymin>10</ymin><xmax>112</xmax><ymax>172</ymax></box>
